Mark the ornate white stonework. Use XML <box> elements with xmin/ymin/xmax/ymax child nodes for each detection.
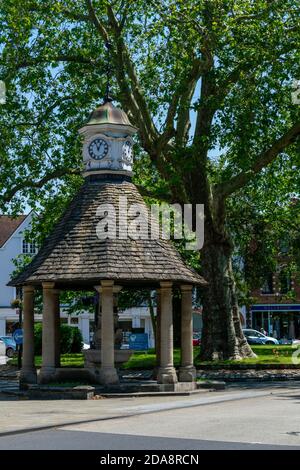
<box><xmin>79</xmin><ymin>101</ymin><xmax>137</xmax><ymax>177</ymax></box>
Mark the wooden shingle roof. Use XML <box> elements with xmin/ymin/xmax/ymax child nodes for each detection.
<box><xmin>9</xmin><ymin>180</ymin><xmax>206</xmax><ymax>288</ymax></box>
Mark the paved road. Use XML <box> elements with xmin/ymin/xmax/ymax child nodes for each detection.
<box><xmin>0</xmin><ymin>429</ymin><xmax>299</xmax><ymax>450</ymax></box>
<box><xmin>0</xmin><ymin>383</ymin><xmax>299</xmax><ymax>449</ymax></box>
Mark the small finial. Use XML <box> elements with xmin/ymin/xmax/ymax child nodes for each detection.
<box><xmin>104</xmin><ymin>41</ymin><xmax>113</xmax><ymax>103</ymax></box>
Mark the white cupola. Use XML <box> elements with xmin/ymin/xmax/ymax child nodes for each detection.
<box><xmin>79</xmin><ymin>98</ymin><xmax>137</xmax><ymax>178</ymax></box>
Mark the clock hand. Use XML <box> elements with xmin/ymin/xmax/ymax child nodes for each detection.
<box><xmin>99</xmin><ymin>142</ymin><xmax>105</xmax><ymax>156</ymax></box>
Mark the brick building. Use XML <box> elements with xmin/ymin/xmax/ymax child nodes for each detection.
<box><xmin>250</xmin><ymin>253</ymin><xmax>300</xmax><ymax>340</ymax></box>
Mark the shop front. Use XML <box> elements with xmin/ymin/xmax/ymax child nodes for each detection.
<box><xmin>251</xmin><ymin>304</ymin><xmax>300</xmax><ymax>341</ymax></box>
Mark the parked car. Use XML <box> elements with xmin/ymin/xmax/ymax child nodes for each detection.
<box><xmin>0</xmin><ymin>336</ymin><xmax>17</xmax><ymax>358</ymax></box>
<box><xmin>242</xmin><ymin>329</ymin><xmax>279</xmax><ymax>345</ymax></box>
<box><xmin>0</xmin><ymin>339</ymin><xmax>6</xmax><ymax>357</ymax></box>
<box><xmin>193</xmin><ymin>333</ymin><xmax>201</xmax><ymax>346</ymax></box>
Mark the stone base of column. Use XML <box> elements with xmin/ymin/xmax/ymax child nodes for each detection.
<box><xmin>178</xmin><ymin>365</ymin><xmax>196</xmax><ymax>382</ymax></box>
<box><xmin>98</xmin><ymin>366</ymin><xmax>119</xmax><ymax>385</ymax></box>
<box><xmin>152</xmin><ymin>366</ymin><xmax>159</xmax><ymax>380</ymax></box>
<box><xmin>157</xmin><ymin>366</ymin><xmax>178</xmax><ymax>384</ymax></box>
<box><xmin>39</xmin><ymin>367</ymin><xmax>56</xmax><ymax>384</ymax></box>
<box><xmin>20</xmin><ymin>367</ymin><xmax>37</xmax><ymax>386</ymax></box>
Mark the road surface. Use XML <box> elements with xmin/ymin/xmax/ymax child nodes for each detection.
<box><xmin>0</xmin><ymin>382</ymin><xmax>299</xmax><ymax>449</ymax></box>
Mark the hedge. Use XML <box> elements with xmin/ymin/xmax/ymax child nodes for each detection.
<box><xmin>34</xmin><ymin>323</ymin><xmax>83</xmax><ymax>355</ymax></box>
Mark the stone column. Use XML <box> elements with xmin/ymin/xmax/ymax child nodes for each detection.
<box><xmin>179</xmin><ymin>285</ymin><xmax>196</xmax><ymax>382</ymax></box>
<box><xmin>40</xmin><ymin>282</ymin><xmax>56</xmax><ymax>383</ymax></box>
<box><xmin>154</xmin><ymin>289</ymin><xmax>161</xmax><ymax>377</ymax></box>
<box><xmin>99</xmin><ymin>280</ymin><xmax>119</xmax><ymax>385</ymax></box>
<box><xmin>93</xmin><ymin>289</ymin><xmax>102</xmax><ymax>350</ymax></box>
<box><xmin>53</xmin><ymin>289</ymin><xmax>60</xmax><ymax>368</ymax></box>
<box><xmin>157</xmin><ymin>281</ymin><xmax>177</xmax><ymax>384</ymax></box>
<box><xmin>20</xmin><ymin>285</ymin><xmax>37</xmax><ymax>385</ymax></box>
<box><xmin>113</xmin><ymin>285</ymin><xmax>122</xmax><ymax>331</ymax></box>
<box><xmin>152</xmin><ymin>289</ymin><xmax>161</xmax><ymax>380</ymax></box>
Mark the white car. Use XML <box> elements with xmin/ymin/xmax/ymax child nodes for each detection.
<box><xmin>0</xmin><ymin>339</ymin><xmax>6</xmax><ymax>356</ymax></box>
<box><xmin>243</xmin><ymin>329</ymin><xmax>279</xmax><ymax>345</ymax></box>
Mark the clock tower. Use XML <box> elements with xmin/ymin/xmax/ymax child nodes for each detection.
<box><xmin>79</xmin><ymin>98</ymin><xmax>137</xmax><ymax>178</ymax></box>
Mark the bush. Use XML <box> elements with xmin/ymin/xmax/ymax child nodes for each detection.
<box><xmin>60</xmin><ymin>324</ymin><xmax>76</xmax><ymax>354</ymax></box>
<box><xmin>34</xmin><ymin>323</ymin><xmax>43</xmax><ymax>355</ymax></box>
<box><xmin>70</xmin><ymin>326</ymin><xmax>83</xmax><ymax>353</ymax></box>
<box><xmin>34</xmin><ymin>323</ymin><xmax>83</xmax><ymax>355</ymax></box>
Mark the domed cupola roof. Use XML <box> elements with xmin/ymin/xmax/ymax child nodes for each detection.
<box><xmin>86</xmin><ymin>100</ymin><xmax>135</xmax><ymax>128</ymax></box>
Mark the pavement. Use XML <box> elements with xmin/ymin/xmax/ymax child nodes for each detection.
<box><xmin>0</xmin><ymin>382</ymin><xmax>300</xmax><ymax>449</ymax></box>
<box><xmin>0</xmin><ymin>355</ymin><xmax>7</xmax><ymax>366</ymax></box>
<box><xmin>0</xmin><ymin>362</ymin><xmax>19</xmax><ymax>394</ymax></box>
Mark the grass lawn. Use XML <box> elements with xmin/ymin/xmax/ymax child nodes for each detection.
<box><xmin>7</xmin><ymin>345</ymin><xmax>299</xmax><ymax>369</ymax></box>
<box><xmin>197</xmin><ymin>345</ymin><xmax>299</xmax><ymax>366</ymax></box>
<box><xmin>8</xmin><ymin>353</ymin><xmax>84</xmax><ymax>368</ymax></box>
<box><xmin>123</xmin><ymin>345</ymin><xmax>300</xmax><ymax>368</ymax></box>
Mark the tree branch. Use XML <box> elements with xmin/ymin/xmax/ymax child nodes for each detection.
<box><xmin>28</xmin><ymin>5</ymin><xmax>90</xmax><ymax>22</ymax></box>
<box><xmin>84</xmin><ymin>1</ymin><xmax>158</xmax><ymax>154</ymax></box>
<box><xmin>2</xmin><ymin>168</ymin><xmax>81</xmax><ymax>205</ymax></box>
<box><xmin>85</xmin><ymin>0</ymin><xmax>109</xmax><ymax>41</ymax></box>
<box><xmin>7</xmin><ymin>96</ymin><xmax>75</xmax><ymax>129</ymax></box>
<box><xmin>217</xmin><ymin>122</ymin><xmax>300</xmax><ymax>198</ymax></box>
<box><xmin>107</xmin><ymin>4</ymin><xmax>159</xmax><ymax>145</ymax></box>
<box><xmin>15</xmin><ymin>55</ymin><xmax>97</xmax><ymax>69</ymax></box>
<box><xmin>175</xmin><ymin>59</ymin><xmax>208</xmax><ymax>146</ymax></box>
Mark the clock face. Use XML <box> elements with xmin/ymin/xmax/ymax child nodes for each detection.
<box><xmin>122</xmin><ymin>140</ymin><xmax>132</xmax><ymax>162</ymax></box>
<box><xmin>88</xmin><ymin>138</ymin><xmax>109</xmax><ymax>160</ymax></box>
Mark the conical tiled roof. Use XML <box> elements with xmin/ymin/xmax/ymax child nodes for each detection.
<box><xmin>9</xmin><ymin>178</ymin><xmax>206</xmax><ymax>288</ymax></box>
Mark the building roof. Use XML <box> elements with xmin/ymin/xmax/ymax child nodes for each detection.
<box><xmin>9</xmin><ymin>180</ymin><xmax>207</xmax><ymax>288</ymax></box>
<box><xmin>85</xmin><ymin>101</ymin><xmax>135</xmax><ymax>128</ymax></box>
<box><xmin>0</xmin><ymin>215</ymin><xmax>27</xmax><ymax>248</ymax></box>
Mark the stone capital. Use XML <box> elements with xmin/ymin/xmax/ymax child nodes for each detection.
<box><xmin>95</xmin><ymin>282</ymin><xmax>121</xmax><ymax>294</ymax></box>
<box><xmin>23</xmin><ymin>285</ymin><xmax>35</xmax><ymax>294</ymax></box>
<box><xmin>101</xmin><ymin>280</ymin><xmax>114</xmax><ymax>289</ymax></box>
<box><xmin>180</xmin><ymin>284</ymin><xmax>193</xmax><ymax>293</ymax></box>
<box><xmin>159</xmin><ymin>281</ymin><xmax>173</xmax><ymax>290</ymax></box>
<box><xmin>42</xmin><ymin>282</ymin><xmax>56</xmax><ymax>290</ymax></box>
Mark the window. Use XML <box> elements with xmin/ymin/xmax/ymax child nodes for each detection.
<box><xmin>261</xmin><ymin>273</ymin><xmax>274</xmax><ymax>294</ymax></box>
<box><xmin>279</xmin><ymin>268</ymin><xmax>292</xmax><ymax>294</ymax></box>
<box><xmin>245</xmin><ymin>330</ymin><xmax>261</xmax><ymax>338</ymax></box>
<box><xmin>22</xmin><ymin>240</ymin><xmax>37</xmax><ymax>254</ymax></box>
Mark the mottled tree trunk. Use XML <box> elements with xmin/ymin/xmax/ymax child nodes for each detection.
<box><xmin>199</xmin><ymin>204</ymin><xmax>255</xmax><ymax>361</ymax></box>
<box><xmin>229</xmin><ymin>259</ymin><xmax>255</xmax><ymax>358</ymax></box>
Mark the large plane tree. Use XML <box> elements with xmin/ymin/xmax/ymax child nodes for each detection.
<box><xmin>1</xmin><ymin>0</ymin><xmax>300</xmax><ymax>359</ymax></box>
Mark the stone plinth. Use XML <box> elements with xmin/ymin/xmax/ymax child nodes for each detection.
<box><xmin>140</xmin><ymin>382</ymin><xmax>197</xmax><ymax>393</ymax></box>
<box><xmin>84</xmin><ymin>349</ymin><xmax>133</xmax><ymax>383</ymax></box>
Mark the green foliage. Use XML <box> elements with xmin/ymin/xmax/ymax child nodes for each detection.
<box><xmin>34</xmin><ymin>322</ymin><xmax>83</xmax><ymax>355</ymax></box>
<box><xmin>1</xmin><ymin>1</ymin><xmax>300</xmax><ymax>356</ymax></box>
<box><xmin>9</xmin><ymin>353</ymin><xmax>84</xmax><ymax>368</ymax></box>
<box><xmin>1</xmin><ymin>0</ymin><xmax>299</xmax><ymax>213</ymax></box>
<box><xmin>33</xmin><ymin>323</ymin><xmax>43</xmax><ymax>355</ymax></box>
<box><xmin>70</xmin><ymin>325</ymin><xmax>84</xmax><ymax>353</ymax></box>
